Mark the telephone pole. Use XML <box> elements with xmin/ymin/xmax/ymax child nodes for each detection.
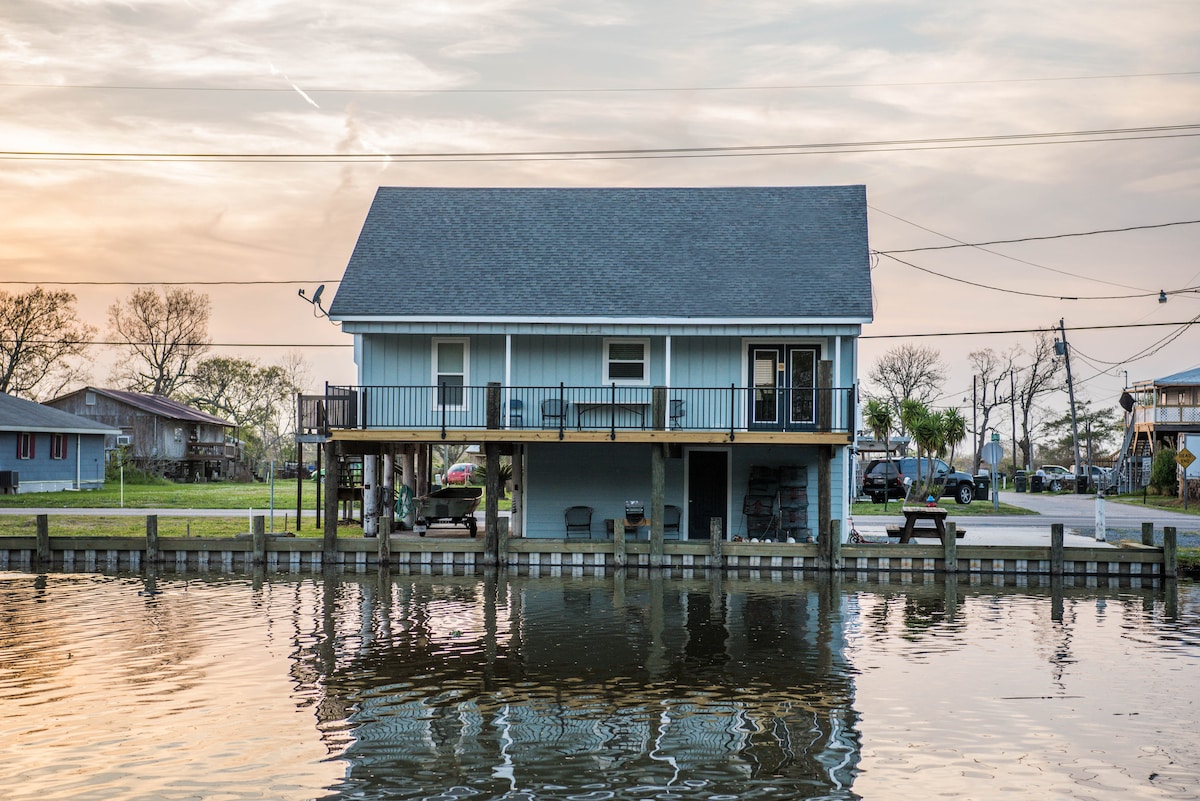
<box><xmin>1057</xmin><ymin>318</ymin><xmax>1083</xmax><ymax>491</ymax></box>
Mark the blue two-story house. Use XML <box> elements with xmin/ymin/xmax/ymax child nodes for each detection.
<box><xmin>314</xmin><ymin>186</ymin><xmax>872</xmax><ymax>551</ymax></box>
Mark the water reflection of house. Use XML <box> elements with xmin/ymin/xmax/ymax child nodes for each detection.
<box><xmin>294</xmin><ymin>575</ymin><xmax>860</xmax><ymax>796</ymax></box>
<box><xmin>307</xmin><ymin>185</ymin><xmax>872</xmax><ymax>543</ymax></box>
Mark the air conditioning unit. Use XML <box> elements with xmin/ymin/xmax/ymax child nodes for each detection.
<box><xmin>116</xmin><ymin>434</ymin><xmax>132</xmax><ymax>447</ymax></box>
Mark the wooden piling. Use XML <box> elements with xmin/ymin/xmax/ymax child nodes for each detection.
<box><xmin>943</xmin><ymin>521</ymin><xmax>958</xmax><ymax>573</ymax></box>
<box><xmin>36</xmin><ymin>514</ymin><xmax>49</xmax><ymax>567</ymax></box>
<box><xmin>252</xmin><ymin>515</ymin><xmax>266</xmax><ymax>565</ymax></box>
<box><xmin>1050</xmin><ymin>523</ymin><xmax>1064</xmax><ymax>576</ymax></box>
<box><xmin>614</xmin><ymin>520</ymin><xmax>627</xmax><ymax>568</ymax></box>
<box><xmin>1163</xmin><ymin>526</ymin><xmax>1177</xmax><ymax>578</ymax></box>
<box><xmin>146</xmin><ymin>514</ymin><xmax>159</xmax><ymax>564</ymax></box>
<box><xmin>649</xmin><ymin>444</ymin><xmax>665</xmax><ymax>569</ymax></box>
<box><xmin>709</xmin><ymin>517</ymin><xmax>723</xmax><ymax>568</ymax></box>
<box><xmin>1142</xmin><ymin>521</ymin><xmax>1155</xmax><ymax>547</ymax></box>
<box><xmin>827</xmin><ymin>519</ymin><xmax>841</xmax><ymax>570</ymax></box>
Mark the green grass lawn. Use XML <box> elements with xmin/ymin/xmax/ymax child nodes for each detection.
<box><xmin>1108</xmin><ymin>492</ymin><xmax>1200</xmax><ymax>516</ymax></box>
<box><xmin>852</xmin><ymin>498</ymin><xmax>1038</xmax><ymax>517</ymax></box>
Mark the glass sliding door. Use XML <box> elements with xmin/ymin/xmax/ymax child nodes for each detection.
<box><xmin>748</xmin><ymin>344</ymin><xmax>820</xmax><ymax>431</ymax></box>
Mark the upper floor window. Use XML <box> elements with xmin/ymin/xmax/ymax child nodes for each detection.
<box><xmin>604</xmin><ymin>339</ymin><xmax>649</xmax><ymax>384</ymax></box>
<box><xmin>433</xmin><ymin>338</ymin><xmax>469</xmax><ymax>408</ymax></box>
<box><xmin>16</xmin><ymin>433</ymin><xmax>34</xmax><ymax>460</ymax></box>
<box><xmin>51</xmin><ymin>434</ymin><xmax>68</xmax><ymax>460</ymax></box>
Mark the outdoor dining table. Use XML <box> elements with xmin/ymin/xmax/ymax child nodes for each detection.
<box><xmin>895</xmin><ymin>505</ymin><xmax>951</xmax><ymax>543</ymax></box>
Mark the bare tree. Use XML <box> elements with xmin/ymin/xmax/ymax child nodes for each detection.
<box><xmin>1012</xmin><ymin>330</ymin><xmax>1063</xmax><ymax>471</ymax></box>
<box><xmin>108</xmin><ymin>288</ymin><xmax>210</xmax><ymax>396</ymax></box>
<box><xmin>189</xmin><ymin>356</ymin><xmax>301</xmax><ymax>466</ymax></box>
<box><xmin>0</xmin><ymin>287</ymin><xmax>96</xmax><ymax>399</ymax></box>
<box><xmin>867</xmin><ymin>344</ymin><xmax>947</xmax><ymax>434</ymax></box>
<box><xmin>968</xmin><ymin>347</ymin><xmax>1015</xmax><ymax>474</ymax></box>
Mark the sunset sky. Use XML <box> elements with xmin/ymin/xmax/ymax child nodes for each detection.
<box><xmin>3</xmin><ymin>0</ymin><xmax>1198</xmax><ymax>434</ymax></box>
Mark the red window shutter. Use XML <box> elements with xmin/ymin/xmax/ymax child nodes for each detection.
<box><xmin>29</xmin><ymin>435</ymin><xmax>35</xmax><ymax>459</ymax></box>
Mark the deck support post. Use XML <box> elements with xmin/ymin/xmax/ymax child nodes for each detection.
<box><xmin>1141</xmin><ymin>521</ymin><xmax>1154</xmax><ymax>546</ymax></box>
<box><xmin>614</xmin><ymin>520</ymin><xmax>627</xmax><ymax>568</ymax></box>
<box><xmin>322</xmin><ymin>439</ymin><xmax>339</xmax><ymax>565</ymax></box>
<box><xmin>943</xmin><ymin>521</ymin><xmax>958</xmax><ymax>572</ymax></box>
<box><xmin>362</xmin><ymin>454</ymin><xmax>379</xmax><ymax>538</ymax></box>
<box><xmin>381</xmin><ymin>448</ymin><xmax>395</xmax><ymax>536</ymax></box>
<box><xmin>484</xmin><ymin>383</ymin><xmax>502</xmax><ymax>567</ymax></box>
<box><xmin>650</xmin><ymin>442</ymin><xmax>665</xmax><ymax>568</ymax></box>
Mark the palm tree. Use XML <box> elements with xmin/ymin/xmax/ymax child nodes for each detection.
<box><xmin>942</xmin><ymin>407</ymin><xmax>967</xmax><ymax>469</ymax></box>
<box><xmin>864</xmin><ymin>398</ymin><xmax>894</xmax><ymax>507</ymax></box>
<box><xmin>911</xmin><ymin>411</ymin><xmax>944</xmax><ymax>500</ymax></box>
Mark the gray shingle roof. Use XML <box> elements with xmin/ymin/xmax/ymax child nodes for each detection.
<box><xmin>0</xmin><ymin>393</ymin><xmax>122</xmax><ymax>435</ymax></box>
<box><xmin>330</xmin><ymin>186</ymin><xmax>872</xmax><ymax>321</ymax></box>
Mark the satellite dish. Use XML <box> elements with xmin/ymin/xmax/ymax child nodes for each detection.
<box><xmin>1119</xmin><ymin>391</ymin><xmax>1134</xmax><ymax>413</ymax></box>
<box><xmin>311</xmin><ymin>284</ymin><xmax>325</xmax><ymax>306</ymax></box>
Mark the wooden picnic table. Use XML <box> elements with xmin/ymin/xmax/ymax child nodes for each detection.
<box><xmin>886</xmin><ymin>506</ymin><xmax>964</xmax><ymax>544</ymax></box>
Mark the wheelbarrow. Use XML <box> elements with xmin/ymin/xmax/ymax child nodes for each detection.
<box><xmin>413</xmin><ymin>486</ymin><xmax>483</xmax><ymax>537</ymax></box>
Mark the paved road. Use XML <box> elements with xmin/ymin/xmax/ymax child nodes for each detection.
<box><xmin>855</xmin><ymin>490</ymin><xmax>1199</xmax><ymax>547</ymax></box>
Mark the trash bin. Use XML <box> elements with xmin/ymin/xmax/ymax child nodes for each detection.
<box><xmin>1076</xmin><ymin>473</ymin><xmax>1091</xmax><ymax>494</ymax></box>
<box><xmin>1014</xmin><ymin>470</ymin><xmax>1027</xmax><ymax>493</ymax></box>
<box><xmin>1030</xmin><ymin>474</ymin><xmax>1044</xmax><ymax>493</ymax></box>
<box><xmin>973</xmin><ymin>474</ymin><xmax>990</xmax><ymax>501</ymax></box>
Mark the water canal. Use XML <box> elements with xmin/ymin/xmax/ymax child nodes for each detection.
<box><xmin>2</xmin><ymin>568</ymin><xmax>1197</xmax><ymax>801</ymax></box>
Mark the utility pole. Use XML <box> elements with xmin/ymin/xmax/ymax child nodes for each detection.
<box><xmin>1010</xmin><ymin>370</ymin><xmax>1018</xmax><ymax>479</ymax></box>
<box><xmin>1057</xmin><ymin>319</ymin><xmax>1083</xmax><ymax>492</ymax></box>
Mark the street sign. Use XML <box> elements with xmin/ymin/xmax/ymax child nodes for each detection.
<box><xmin>1178</xmin><ymin>447</ymin><xmax>1196</xmax><ymax>470</ymax></box>
<box><xmin>991</xmin><ymin>431</ymin><xmax>1000</xmax><ymax>442</ymax></box>
<box><xmin>981</xmin><ymin>441</ymin><xmax>1004</xmax><ymax>465</ymax></box>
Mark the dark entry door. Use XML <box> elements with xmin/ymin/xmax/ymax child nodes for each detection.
<box><xmin>687</xmin><ymin>450</ymin><xmax>728</xmax><ymax>540</ymax></box>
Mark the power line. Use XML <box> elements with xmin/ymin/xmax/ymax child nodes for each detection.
<box><xmin>4</xmin><ymin>123</ymin><xmax>1199</xmax><ymax>162</ymax></box>
<box><xmin>870</xmin><ymin>206</ymin><xmax>1160</xmax><ymax>292</ymax></box>
<box><xmin>877</xmin><ymin>219</ymin><xmax>1200</xmax><ymax>254</ymax></box>
<box><xmin>876</xmin><ymin>252</ymin><xmax>1192</xmax><ymax>300</ymax></box>
<box><xmin>4</xmin><ymin>70</ymin><xmax>1197</xmax><ymax>94</ymax></box>
<box><xmin>859</xmin><ymin>319</ymin><xmax>1200</xmax><ymax>339</ymax></box>
<box><xmin>5</xmin><ymin>318</ymin><xmax>1200</xmax><ymax>349</ymax></box>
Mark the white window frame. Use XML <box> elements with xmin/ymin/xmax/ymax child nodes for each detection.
<box><xmin>431</xmin><ymin>337</ymin><xmax>470</xmax><ymax>410</ymax></box>
<box><xmin>51</xmin><ymin>433</ymin><xmax>67</xmax><ymax>460</ymax></box>
<box><xmin>17</xmin><ymin>432</ymin><xmax>33</xmax><ymax>460</ymax></box>
<box><xmin>603</xmin><ymin>338</ymin><xmax>650</xmax><ymax>385</ymax></box>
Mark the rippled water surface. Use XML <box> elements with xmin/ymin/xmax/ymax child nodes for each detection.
<box><xmin>2</xmin><ymin>570</ymin><xmax>1197</xmax><ymax>800</ymax></box>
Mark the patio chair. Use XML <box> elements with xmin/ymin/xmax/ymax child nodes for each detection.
<box><xmin>663</xmin><ymin>505</ymin><xmax>682</xmax><ymax>539</ymax></box>
<box><xmin>505</xmin><ymin>398</ymin><xmax>524</xmax><ymax>428</ymax></box>
<box><xmin>564</xmin><ymin>505</ymin><xmax>593</xmax><ymax>538</ymax></box>
<box><xmin>541</xmin><ymin>398</ymin><xmax>567</xmax><ymax>428</ymax></box>
<box><xmin>669</xmin><ymin>399</ymin><xmax>685</xmax><ymax>428</ymax></box>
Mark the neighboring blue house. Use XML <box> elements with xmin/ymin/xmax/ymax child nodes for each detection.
<box><xmin>0</xmin><ymin>393</ymin><xmax>121</xmax><ymax>493</ymax></box>
<box><xmin>316</xmin><ymin>186</ymin><xmax>873</xmax><ymax>544</ymax></box>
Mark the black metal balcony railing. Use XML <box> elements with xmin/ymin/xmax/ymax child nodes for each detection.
<box><xmin>301</xmin><ymin>384</ymin><xmax>856</xmax><ymax>439</ymax></box>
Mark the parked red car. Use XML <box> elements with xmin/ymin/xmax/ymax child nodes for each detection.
<box><xmin>444</xmin><ymin>463</ymin><xmax>476</xmax><ymax>485</ymax></box>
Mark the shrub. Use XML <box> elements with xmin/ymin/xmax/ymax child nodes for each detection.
<box><xmin>1150</xmin><ymin>448</ymin><xmax>1178</xmax><ymax>494</ymax></box>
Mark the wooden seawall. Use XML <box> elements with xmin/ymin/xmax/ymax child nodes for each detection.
<box><xmin>0</xmin><ymin>515</ymin><xmax>1179</xmax><ymax>579</ymax></box>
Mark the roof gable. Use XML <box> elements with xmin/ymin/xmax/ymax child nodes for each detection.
<box><xmin>330</xmin><ymin>186</ymin><xmax>872</xmax><ymax>322</ymax></box>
